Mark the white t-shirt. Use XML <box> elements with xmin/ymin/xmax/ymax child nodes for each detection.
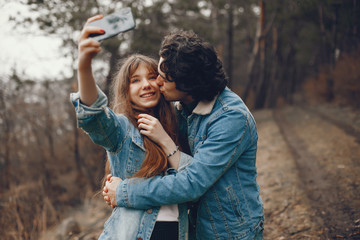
<box><xmin>156</xmin><ymin>204</ymin><xmax>179</xmax><ymax>221</ymax></box>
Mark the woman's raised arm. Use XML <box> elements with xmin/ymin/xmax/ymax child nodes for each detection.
<box><xmin>77</xmin><ymin>15</ymin><xmax>105</xmax><ymax>106</ymax></box>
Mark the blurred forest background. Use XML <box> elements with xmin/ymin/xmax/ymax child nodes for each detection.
<box><xmin>0</xmin><ymin>0</ymin><xmax>359</xmax><ymax>239</ymax></box>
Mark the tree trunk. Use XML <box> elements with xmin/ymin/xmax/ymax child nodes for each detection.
<box><xmin>242</xmin><ymin>18</ymin><xmax>261</xmax><ymax>103</ymax></box>
<box><xmin>104</xmin><ymin>50</ymin><xmax>121</xmax><ymax>102</ymax></box>
<box><xmin>318</xmin><ymin>3</ymin><xmax>330</xmax><ymax>65</ymax></box>
<box><xmin>210</xmin><ymin>0</ymin><xmax>224</xmax><ymax>79</ymax></box>
<box><xmin>353</xmin><ymin>0</ymin><xmax>359</xmax><ymax>47</ymax></box>
<box><xmin>254</xmin><ymin>0</ymin><xmax>267</xmax><ymax>109</ymax></box>
<box><xmin>226</xmin><ymin>0</ymin><xmax>234</xmax><ymax>87</ymax></box>
<box><xmin>1</xmin><ymin>111</ymin><xmax>11</xmax><ymax>192</ymax></box>
<box><xmin>210</xmin><ymin>0</ymin><xmax>220</xmax><ymax>44</ymax></box>
<box><xmin>44</xmin><ymin>81</ymin><xmax>56</xmax><ymax>159</ymax></box>
<box><xmin>281</xmin><ymin>45</ymin><xmax>296</xmax><ymax>104</ymax></box>
<box><xmin>267</xmin><ymin>26</ymin><xmax>279</xmax><ymax>108</ymax></box>
<box><xmin>69</xmin><ymin>70</ymin><xmax>85</xmax><ymax>182</ymax></box>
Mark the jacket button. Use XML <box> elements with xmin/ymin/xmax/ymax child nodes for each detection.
<box><xmin>146</xmin><ymin>209</ymin><xmax>153</xmax><ymax>214</ymax></box>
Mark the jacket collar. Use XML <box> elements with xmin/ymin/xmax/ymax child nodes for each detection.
<box><xmin>174</xmin><ymin>95</ymin><xmax>218</xmax><ymax>116</ymax></box>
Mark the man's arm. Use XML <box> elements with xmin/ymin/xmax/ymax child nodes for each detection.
<box><xmin>103</xmin><ymin>150</ymin><xmax>193</xmax><ymax>207</ymax></box>
<box><xmin>115</xmin><ymin>109</ymin><xmax>255</xmax><ymax>209</ymax></box>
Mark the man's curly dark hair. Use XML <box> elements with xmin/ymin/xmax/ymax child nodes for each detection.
<box><xmin>159</xmin><ymin>30</ymin><xmax>228</xmax><ymax>102</ymax></box>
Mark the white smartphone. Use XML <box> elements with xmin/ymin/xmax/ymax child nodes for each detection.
<box><xmin>88</xmin><ymin>7</ymin><xmax>136</xmax><ymax>41</ymax></box>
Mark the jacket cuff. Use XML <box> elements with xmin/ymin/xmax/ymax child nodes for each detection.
<box><xmin>69</xmin><ymin>85</ymin><xmax>108</xmax><ymax>119</ymax></box>
<box><xmin>116</xmin><ymin>179</ymin><xmax>131</xmax><ymax>208</ymax></box>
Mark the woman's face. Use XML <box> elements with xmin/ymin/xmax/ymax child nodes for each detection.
<box><xmin>129</xmin><ymin>63</ymin><xmax>160</xmax><ymax>110</ymax></box>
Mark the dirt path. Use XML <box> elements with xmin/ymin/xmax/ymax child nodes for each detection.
<box><xmin>43</xmin><ymin>104</ymin><xmax>360</xmax><ymax>240</ymax></box>
<box><xmin>255</xmin><ymin>105</ymin><xmax>360</xmax><ymax>239</ymax></box>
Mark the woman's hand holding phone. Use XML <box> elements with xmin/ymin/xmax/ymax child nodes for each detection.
<box><xmin>78</xmin><ymin>8</ymin><xmax>135</xmax><ymax>69</ymax></box>
<box><xmin>78</xmin><ymin>15</ymin><xmax>105</xmax><ymax>71</ymax></box>
<box><xmin>76</xmin><ymin>9</ymin><xmax>135</xmax><ymax>106</ymax></box>
<box><xmin>76</xmin><ymin>15</ymin><xmax>105</xmax><ymax>106</ymax></box>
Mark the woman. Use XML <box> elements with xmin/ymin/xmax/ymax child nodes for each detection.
<box><xmin>71</xmin><ymin>15</ymin><xmax>190</xmax><ymax>240</ymax></box>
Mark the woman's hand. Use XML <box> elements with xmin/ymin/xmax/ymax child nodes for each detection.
<box><xmin>77</xmin><ymin>15</ymin><xmax>105</xmax><ymax>106</ymax></box>
<box><xmin>137</xmin><ymin>114</ymin><xmax>174</xmax><ymax>148</ymax></box>
<box><xmin>137</xmin><ymin>114</ymin><xmax>180</xmax><ymax>168</ymax></box>
<box><xmin>103</xmin><ymin>174</ymin><xmax>122</xmax><ymax>208</ymax></box>
<box><xmin>78</xmin><ymin>15</ymin><xmax>105</xmax><ymax>70</ymax></box>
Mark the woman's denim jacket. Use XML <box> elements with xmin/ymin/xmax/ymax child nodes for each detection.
<box><xmin>70</xmin><ymin>87</ymin><xmax>190</xmax><ymax>240</ymax></box>
<box><xmin>115</xmin><ymin>87</ymin><xmax>264</xmax><ymax>240</ymax></box>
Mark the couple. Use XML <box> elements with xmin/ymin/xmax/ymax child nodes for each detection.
<box><xmin>72</xmin><ymin>15</ymin><xmax>264</xmax><ymax>240</ymax></box>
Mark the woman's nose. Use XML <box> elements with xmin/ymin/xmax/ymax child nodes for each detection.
<box><xmin>142</xmin><ymin>79</ymin><xmax>151</xmax><ymax>88</ymax></box>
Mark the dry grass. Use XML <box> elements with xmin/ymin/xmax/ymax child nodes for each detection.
<box><xmin>303</xmin><ymin>48</ymin><xmax>360</xmax><ymax>108</ymax></box>
<box><xmin>0</xmin><ymin>181</ymin><xmax>59</xmax><ymax>240</ymax></box>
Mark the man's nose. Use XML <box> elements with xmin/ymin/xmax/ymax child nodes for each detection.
<box><xmin>156</xmin><ymin>75</ymin><xmax>164</xmax><ymax>86</ymax></box>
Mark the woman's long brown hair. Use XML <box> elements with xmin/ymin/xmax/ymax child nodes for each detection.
<box><xmin>104</xmin><ymin>54</ymin><xmax>179</xmax><ymax>180</ymax></box>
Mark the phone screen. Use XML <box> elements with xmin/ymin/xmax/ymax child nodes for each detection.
<box><xmin>88</xmin><ymin>7</ymin><xmax>135</xmax><ymax>41</ymax></box>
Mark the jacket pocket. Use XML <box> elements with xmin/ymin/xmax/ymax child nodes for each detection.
<box><xmin>103</xmin><ymin>207</ymin><xmax>120</xmax><ymax>229</ymax></box>
<box><xmin>226</xmin><ymin>185</ymin><xmax>245</xmax><ymax>225</ymax></box>
<box><xmin>102</xmin><ymin>207</ymin><xmax>143</xmax><ymax>239</ymax></box>
<box><xmin>126</xmin><ymin>141</ymin><xmax>146</xmax><ymax>174</ymax></box>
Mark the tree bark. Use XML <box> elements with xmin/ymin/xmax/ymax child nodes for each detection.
<box><xmin>44</xmin><ymin>81</ymin><xmax>56</xmax><ymax>159</ymax></box>
<box><xmin>242</xmin><ymin>18</ymin><xmax>261</xmax><ymax>103</ymax></box>
<box><xmin>267</xmin><ymin>26</ymin><xmax>279</xmax><ymax>108</ymax></box>
<box><xmin>68</xmin><ymin>69</ymin><xmax>85</xmax><ymax>182</ymax></box>
<box><xmin>254</xmin><ymin>0</ymin><xmax>267</xmax><ymax>109</ymax></box>
<box><xmin>104</xmin><ymin>49</ymin><xmax>121</xmax><ymax>102</ymax></box>
<box><xmin>0</xmin><ymin>101</ymin><xmax>11</xmax><ymax>192</ymax></box>
<box><xmin>226</xmin><ymin>0</ymin><xmax>234</xmax><ymax>87</ymax></box>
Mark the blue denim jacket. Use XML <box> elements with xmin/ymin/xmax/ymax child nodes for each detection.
<box><xmin>116</xmin><ymin>87</ymin><xmax>264</xmax><ymax>240</ymax></box>
<box><xmin>70</xmin><ymin>87</ymin><xmax>190</xmax><ymax>240</ymax></box>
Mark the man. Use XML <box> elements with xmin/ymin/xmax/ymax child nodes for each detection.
<box><xmin>104</xmin><ymin>30</ymin><xmax>264</xmax><ymax>239</ymax></box>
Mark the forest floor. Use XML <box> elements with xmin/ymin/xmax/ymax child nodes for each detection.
<box><xmin>41</xmin><ymin>103</ymin><xmax>360</xmax><ymax>240</ymax></box>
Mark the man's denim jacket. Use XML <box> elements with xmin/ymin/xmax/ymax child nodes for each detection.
<box><xmin>70</xmin><ymin>87</ymin><xmax>191</xmax><ymax>240</ymax></box>
<box><xmin>115</xmin><ymin>87</ymin><xmax>264</xmax><ymax>240</ymax></box>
